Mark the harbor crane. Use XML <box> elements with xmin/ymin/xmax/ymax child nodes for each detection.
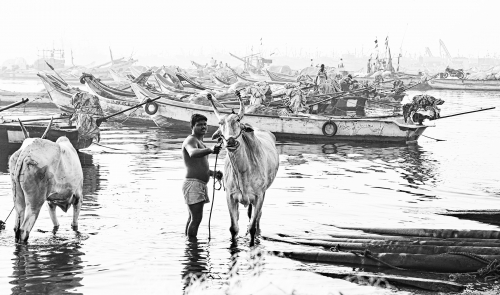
<box><xmin>439</xmin><ymin>39</ymin><xmax>452</xmax><ymax>65</ymax></box>
<box><xmin>425</xmin><ymin>47</ymin><xmax>434</xmax><ymax>57</ymax></box>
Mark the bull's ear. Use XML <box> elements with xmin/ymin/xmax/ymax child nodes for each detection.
<box><xmin>211</xmin><ymin>129</ymin><xmax>222</xmax><ymax>140</ymax></box>
<box><xmin>242</xmin><ymin>124</ymin><xmax>254</xmax><ymax>133</ymax></box>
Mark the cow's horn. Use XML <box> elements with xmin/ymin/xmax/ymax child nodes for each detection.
<box><xmin>17</xmin><ymin>119</ymin><xmax>30</xmax><ymax>139</ymax></box>
<box><xmin>236</xmin><ymin>91</ymin><xmax>245</xmax><ymax>119</ymax></box>
<box><xmin>207</xmin><ymin>93</ymin><xmax>221</xmax><ymax>120</ymax></box>
<box><xmin>41</xmin><ymin>117</ymin><xmax>54</xmax><ymax>139</ymax></box>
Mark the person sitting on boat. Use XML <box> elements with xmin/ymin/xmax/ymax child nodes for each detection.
<box><xmin>283</xmin><ymin>83</ymin><xmax>308</xmax><ymax>115</ymax></box>
<box><xmin>393</xmin><ymin>77</ymin><xmax>404</xmax><ymax>90</ymax></box>
<box><xmin>340</xmin><ymin>75</ymin><xmax>353</xmax><ymax>92</ymax></box>
<box><xmin>350</xmin><ymin>79</ymin><xmax>360</xmax><ymax>90</ymax></box>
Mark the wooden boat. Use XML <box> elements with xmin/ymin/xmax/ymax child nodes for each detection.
<box><xmin>309</xmin><ymin>96</ymin><xmax>367</xmax><ymax>115</ymax></box>
<box><xmin>266</xmin><ymin>70</ymin><xmax>297</xmax><ymax>83</ymax></box>
<box><xmin>228</xmin><ymin>67</ymin><xmax>287</xmax><ymax>85</ymax></box>
<box><xmin>175</xmin><ymin>72</ymin><xmax>207</xmax><ymax>90</ymax></box>
<box><xmin>0</xmin><ymin>120</ymin><xmax>92</xmax><ymax>155</ymax></box>
<box><xmin>428</xmin><ymin>78</ymin><xmax>500</xmax><ymax>90</ymax></box>
<box><xmin>247</xmin><ymin>71</ymin><xmax>271</xmax><ymax>82</ymax></box>
<box><xmin>131</xmin><ymin>83</ymin><xmax>429</xmax><ymax>144</ymax></box>
<box><xmin>153</xmin><ymin>73</ymin><xmax>197</xmax><ymax>95</ymax></box>
<box><xmin>212</xmin><ymin>75</ymin><xmax>231</xmax><ymax>86</ymax></box>
<box><xmin>38</xmin><ymin>73</ymin><xmax>155</xmax><ymax>125</ymax></box>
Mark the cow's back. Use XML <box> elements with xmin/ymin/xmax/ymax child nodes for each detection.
<box><xmin>52</xmin><ymin>137</ymin><xmax>83</xmax><ymax>197</ymax></box>
<box><xmin>253</xmin><ymin>129</ymin><xmax>279</xmax><ymax>189</ymax></box>
<box><xmin>10</xmin><ymin>137</ymin><xmax>83</xmax><ymax>207</ymax></box>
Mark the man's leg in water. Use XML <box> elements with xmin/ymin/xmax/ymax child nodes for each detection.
<box><xmin>186</xmin><ymin>201</ymin><xmax>204</xmax><ymax>237</ymax></box>
<box><xmin>185</xmin><ymin>213</ymin><xmax>191</xmax><ymax>235</ymax></box>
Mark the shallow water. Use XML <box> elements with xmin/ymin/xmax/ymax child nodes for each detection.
<box><xmin>0</xmin><ymin>85</ymin><xmax>499</xmax><ymax>294</ymax></box>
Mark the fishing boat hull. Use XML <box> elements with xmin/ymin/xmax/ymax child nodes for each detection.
<box><xmin>228</xmin><ymin>67</ymin><xmax>287</xmax><ymax>85</ymax></box>
<box><xmin>83</xmin><ymin>83</ymin><xmax>155</xmax><ymax>124</ymax></box>
<box><xmin>428</xmin><ymin>79</ymin><xmax>500</xmax><ymax>90</ymax></box>
<box><xmin>0</xmin><ymin>122</ymin><xmax>92</xmax><ymax>153</ymax></box>
<box><xmin>131</xmin><ymin>84</ymin><xmax>427</xmax><ymax>144</ymax></box>
<box><xmin>247</xmin><ymin>71</ymin><xmax>271</xmax><ymax>82</ymax></box>
<box><xmin>38</xmin><ymin>73</ymin><xmax>154</xmax><ymax>125</ymax></box>
<box><xmin>38</xmin><ymin>74</ymin><xmax>77</xmax><ymax>113</ymax></box>
<box><xmin>266</xmin><ymin>70</ymin><xmax>297</xmax><ymax>83</ymax></box>
<box><xmin>175</xmin><ymin>73</ymin><xmax>207</xmax><ymax>90</ymax></box>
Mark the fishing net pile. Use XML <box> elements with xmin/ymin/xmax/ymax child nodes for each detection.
<box><xmin>402</xmin><ymin>94</ymin><xmax>445</xmax><ymax>124</ymax></box>
<box><xmin>70</xmin><ymin>92</ymin><xmax>105</xmax><ymax>142</ymax></box>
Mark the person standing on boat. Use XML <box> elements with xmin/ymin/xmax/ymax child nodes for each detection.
<box><xmin>315</xmin><ymin>64</ymin><xmax>328</xmax><ymax>85</ymax></box>
<box><xmin>315</xmin><ymin>64</ymin><xmax>328</xmax><ymax>94</ymax></box>
<box><xmin>182</xmin><ymin>114</ymin><xmax>222</xmax><ymax>238</ymax></box>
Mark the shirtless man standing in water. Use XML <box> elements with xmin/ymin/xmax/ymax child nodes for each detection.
<box><xmin>182</xmin><ymin>114</ymin><xmax>222</xmax><ymax>238</ymax></box>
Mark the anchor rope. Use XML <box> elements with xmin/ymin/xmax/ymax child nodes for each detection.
<box><xmin>329</xmin><ymin>244</ymin><xmax>500</xmax><ymax>280</ymax></box>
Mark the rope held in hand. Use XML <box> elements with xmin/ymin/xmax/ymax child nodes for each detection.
<box><xmin>208</xmin><ymin>141</ymin><xmax>223</xmax><ymax>240</ymax></box>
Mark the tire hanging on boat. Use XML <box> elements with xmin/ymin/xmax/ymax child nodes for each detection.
<box><xmin>145</xmin><ymin>101</ymin><xmax>159</xmax><ymax>115</ymax></box>
<box><xmin>322</xmin><ymin>121</ymin><xmax>338</xmax><ymax>137</ymax></box>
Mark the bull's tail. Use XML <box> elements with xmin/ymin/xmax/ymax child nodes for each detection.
<box><xmin>247</xmin><ymin>204</ymin><xmax>252</xmax><ymax>220</ymax></box>
<box><xmin>10</xmin><ymin>142</ymin><xmax>34</xmax><ymax>199</ymax></box>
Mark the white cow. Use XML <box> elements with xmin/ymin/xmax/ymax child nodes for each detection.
<box><xmin>208</xmin><ymin>92</ymin><xmax>279</xmax><ymax>246</ymax></box>
<box><xmin>9</xmin><ymin>119</ymin><xmax>83</xmax><ymax>243</ymax></box>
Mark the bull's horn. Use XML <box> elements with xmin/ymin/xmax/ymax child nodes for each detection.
<box><xmin>236</xmin><ymin>91</ymin><xmax>245</xmax><ymax>119</ymax></box>
<box><xmin>207</xmin><ymin>93</ymin><xmax>221</xmax><ymax>120</ymax></box>
<box><xmin>41</xmin><ymin>117</ymin><xmax>54</xmax><ymax>139</ymax></box>
<box><xmin>17</xmin><ymin>119</ymin><xmax>30</xmax><ymax>139</ymax></box>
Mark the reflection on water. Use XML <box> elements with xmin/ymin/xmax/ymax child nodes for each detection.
<box><xmin>10</xmin><ymin>243</ymin><xmax>84</xmax><ymax>295</ymax></box>
<box><xmin>276</xmin><ymin>140</ymin><xmax>438</xmax><ymax>192</ymax></box>
<box><xmin>0</xmin><ymin>90</ymin><xmax>499</xmax><ymax>295</ymax></box>
<box><xmin>182</xmin><ymin>238</ymin><xmax>209</xmax><ymax>290</ymax></box>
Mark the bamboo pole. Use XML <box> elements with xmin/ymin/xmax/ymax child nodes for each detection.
<box><xmin>273</xmin><ymin>234</ymin><xmax>500</xmax><ymax>247</ymax></box>
<box><xmin>333</xmin><ymin>226</ymin><xmax>500</xmax><ymax>239</ymax></box>
<box><xmin>317</xmin><ymin>271</ymin><xmax>465</xmax><ymax>292</ymax></box>
<box><xmin>437</xmin><ymin>107</ymin><xmax>496</xmax><ymax>120</ymax></box>
<box><xmin>272</xmin><ymin>251</ymin><xmax>498</xmax><ymax>273</ymax></box>
<box><xmin>0</xmin><ymin>98</ymin><xmax>29</xmax><ymax>113</ymax></box>
<box><xmin>96</xmin><ymin>96</ymin><xmax>161</xmax><ymax>125</ymax></box>
<box><xmin>269</xmin><ymin>236</ymin><xmax>500</xmax><ymax>255</ymax></box>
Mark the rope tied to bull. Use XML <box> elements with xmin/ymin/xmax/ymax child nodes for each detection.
<box><xmin>0</xmin><ymin>206</ymin><xmax>15</xmax><ymax>230</ymax></box>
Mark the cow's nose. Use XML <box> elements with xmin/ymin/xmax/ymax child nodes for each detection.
<box><xmin>227</xmin><ymin>137</ymin><xmax>236</xmax><ymax>147</ymax></box>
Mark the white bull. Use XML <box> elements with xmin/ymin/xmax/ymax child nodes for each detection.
<box><xmin>208</xmin><ymin>92</ymin><xmax>279</xmax><ymax>246</ymax></box>
<box><xmin>9</xmin><ymin>119</ymin><xmax>83</xmax><ymax>243</ymax></box>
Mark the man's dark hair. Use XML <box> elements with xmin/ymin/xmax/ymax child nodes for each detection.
<box><xmin>191</xmin><ymin>114</ymin><xmax>207</xmax><ymax>128</ymax></box>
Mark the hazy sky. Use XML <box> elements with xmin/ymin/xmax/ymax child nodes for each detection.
<box><xmin>1</xmin><ymin>0</ymin><xmax>499</xmax><ymax>67</ymax></box>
